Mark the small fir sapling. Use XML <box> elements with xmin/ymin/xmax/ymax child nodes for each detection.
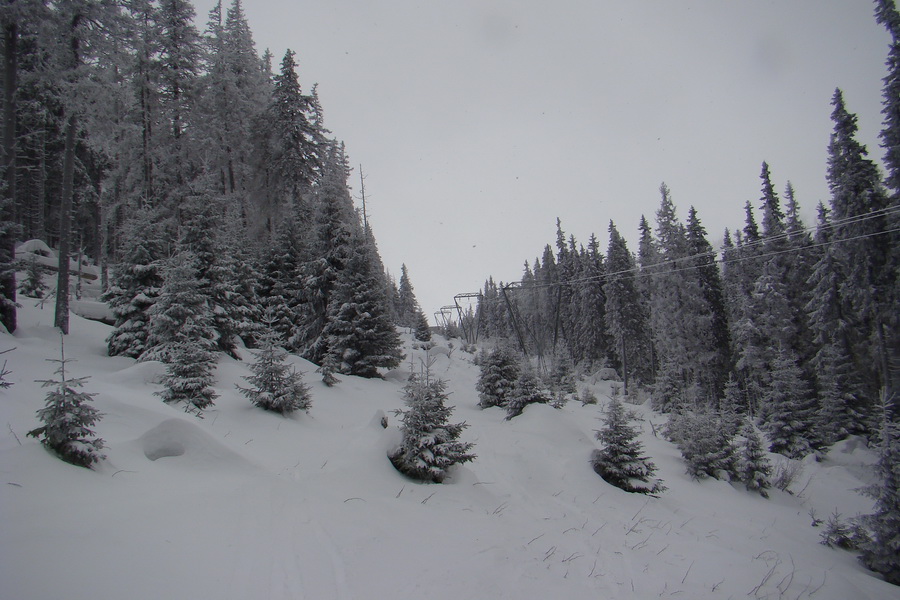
<box><xmin>505</xmin><ymin>368</ymin><xmax>550</xmax><ymax>420</ymax></box>
<box><xmin>27</xmin><ymin>337</ymin><xmax>105</xmax><ymax>468</ymax></box>
<box><xmin>580</xmin><ymin>388</ymin><xmax>598</xmax><ymax>406</ymax></box>
<box><xmin>317</xmin><ymin>358</ymin><xmax>341</xmax><ymax>387</ymax></box>
<box><xmin>238</xmin><ymin>325</ymin><xmax>311</xmax><ymax>414</ymax></box>
<box><xmin>0</xmin><ymin>347</ymin><xmax>13</xmax><ymax>389</ymax></box>
<box><xmin>390</xmin><ymin>365</ymin><xmax>475</xmax><ymax>483</ymax></box>
<box><xmin>591</xmin><ymin>397</ymin><xmax>665</xmax><ymax>494</ymax></box>
<box><xmin>820</xmin><ymin>511</ymin><xmax>859</xmax><ymax>550</ymax></box>
<box><xmin>18</xmin><ymin>255</ymin><xmax>46</xmax><ymax>298</ymax></box>
<box><xmin>739</xmin><ymin>420</ymin><xmax>772</xmax><ymax>497</ymax></box>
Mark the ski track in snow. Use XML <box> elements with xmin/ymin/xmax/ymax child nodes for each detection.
<box><xmin>1</xmin><ymin>298</ymin><xmax>897</xmax><ymax>600</ymax></box>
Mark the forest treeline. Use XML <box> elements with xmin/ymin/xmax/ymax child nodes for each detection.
<box><xmin>0</xmin><ymin>1</ymin><xmax>437</xmax><ymax>376</ymax></box>
<box><xmin>475</xmin><ymin>4</ymin><xmax>900</xmax><ymax>448</ymax></box>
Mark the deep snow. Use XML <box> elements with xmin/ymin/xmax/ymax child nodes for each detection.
<box><xmin>1</xmin><ymin>295</ymin><xmax>897</xmax><ymax>600</ymax></box>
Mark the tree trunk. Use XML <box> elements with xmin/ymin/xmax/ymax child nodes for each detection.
<box><xmin>54</xmin><ymin>113</ymin><xmax>77</xmax><ymax>334</ymax></box>
<box><xmin>1</xmin><ymin>16</ymin><xmax>17</xmax><ymax>333</ymax></box>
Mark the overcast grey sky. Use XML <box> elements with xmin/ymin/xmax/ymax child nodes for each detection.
<box><xmin>195</xmin><ymin>0</ymin><xmax>891</xmax><ymax>321</ymax></box>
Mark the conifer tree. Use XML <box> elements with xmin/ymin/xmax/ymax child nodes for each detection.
<box><xmin>18</xmin><ymin>255</ymin><xmax>46</xmax><ymax>298</ymax></box>
<box><xmin>572</xmin><ymin>233</ymin><xmax>611</xmax><ymax>368</ymax></box>
<box><xmin>591</xmin><ymin>397</ymin><xmax>665</xmax><ymax>494</ymax></box>
<box><xmin>413</xmin><ymin>309</ymin><xmax>432</xmax><ymax>342</ymax></box>
<box><xmin>476</xmin><ymin>346</ymin><xmax>521</xmax><ymax>408</ymax></box>
<box><xmin>604</xmin><ymin>221</ymin><xmax>652</xmax><ymax>391</ymax></box>
<box><xmin>143</xmin><ymin>252</ymin><xmax>216</xmax><ymax>364</ymax></box>
<box><xmin>27</xmin><ymin>338</ymin><xmax>105</xmax><ymax>468</ymax></box>
<box><xmin>396</xmin><ymin>263</ymin><xmax>421</xmax><ymax>329</ymax></box>
<box><xmin>827</xmin><ymin>89</ymin><xmax>893</xmax><ymax>398</ymax></box>
<box><xmin>858</xmin><ymin>392</ymin><xmax>900</xmax><ymax>585</ymax></box>
<box><xmin>670</xmin><ymin>408</ymin><xmax>736</xmax><ymax>480</ymax></box>
<box><xmin>320</xmin><ymin>232</ymin><xmax>403</xmax><ymax>378</ymax></box>
<box><xmin>256</xmin><ymin>214</ymin><xmax>305</xmax><ymax>347</ymax></box>
<box><xmin>238</xmin><ymin>320</ymin><xmax>311</xmax><ymax>414</ymax></box>
<box><xmin>103</xmin><ymin>208</ymin><xmax>165</xmax><ymax>359</ymax></box>
<box><xmin>738</xmin><ymin>420</ymin><xmax>771</xmax><ymax>497</ymax></box>
<box><xmin>762</xmin><ymin>348</ymin><xmax>821</xmax><ymax>459</ymax></box>
<box><xmin>267</xmin><ymin>48</ymin><xmax>321</xmax><ymax>199</ymax></box>
<box><xmin>157</xmin><ymin>337</ymin><xmax>219</xmax><ymax>413</ymax></box>
<box><xmin>390</xmin><ymin>374</ymin><xmax>475</xmax><ymax>483</ymax></box>
<box><xmin>298</xmin><ymin>144</ymin><xmax>356</xmax><ymax>360</ymax></box>
<box><xmin>875</xmin><ymin>2</ymin><xmax>900</xmax><ymax>398</ymax></box>
<box><xmin>505</xmin><ymin>367</ymin><xmax>550</xmax><ymax>420</ymax></box>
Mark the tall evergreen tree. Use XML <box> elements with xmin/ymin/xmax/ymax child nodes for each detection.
<box><xmin>103</xmin><ymin>207</ymin><xmax>165</xmax><ymax>358</ymax></box>
<box><xmin>143</xmin><ymin>251</ymin><xmax>216</xmax><ymax>364</ymax></box>
<box><xmin>396</xmin><ymin>263</ymin><xmax>421</xmax><ymax>329</ymax></box>
<box><xmin>604</xmin><ymin>221</ymin><xmax>652</xmax><ymax>391</ymax></box>
<box><xmin>762</xmin><ymin>348</ymin><xmax>821</xmax><ymax>459</ymax></box>
<box><xmin>858</xmin><ymin>392</ymin><xmax>900</xmax><ymax>585</ymax></box>
<box><xmin>320</xmin><ymin>231</ymin><xmax>403</xmax><ymax>378</ymax></box>
<box><xmin>827</xmin><ymin>89</ymin><xmax>894</xmax><ymax>401</ymax></box>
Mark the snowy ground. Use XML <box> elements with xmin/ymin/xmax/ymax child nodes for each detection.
<box><xmin>1</xmin><ymin>297</ymin><xmax>897</xmax><ymax>600</ymax></box>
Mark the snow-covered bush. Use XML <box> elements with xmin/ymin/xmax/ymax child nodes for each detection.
<box><xmin>390</xmin><ymin>376</ymin><xmax>476</xmax><ymax>483</ymax></box>
<box><xmin>771</xmin><ymin>459</ymin><xmax>803</xmax><ymax>493</ymax></box>
<box><xmin>27</xmin><ymin>340</ymin><xmax>105</xmax><ymax>468</ymax></box>
<box><xmin>591</xmin><ymin>398</ymin><xmax>665</xmax><ymax>494</ymax></box>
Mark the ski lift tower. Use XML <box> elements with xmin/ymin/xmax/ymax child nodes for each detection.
<box><xmin>453</xmin><ymin>292</ymin><xmax>483</xmax><ymax>345</ymax></box>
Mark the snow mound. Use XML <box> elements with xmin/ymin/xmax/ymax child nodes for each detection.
<box><xmin>139</xmin><ymin>418</ymin><xmax>242</xmax><ymax>465</ymax></box>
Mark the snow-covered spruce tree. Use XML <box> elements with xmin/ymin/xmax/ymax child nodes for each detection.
<box><xmin>103</xmin><ymin>207</ymin><xmax>164</xmax><ymax>359</ymax></box>
<box><xmin>827</xmin><ymin>89</ymin><xmax>894</xmax><ymax>402</ymax></box>
<box><xmin>395</xmin><ymin>263</ymin><xmax>421</xmax><ymax>329</ymax></box>
<box><xmin>18</xmin><ymin>255</ymin><xmax>46</xmax><ymax>298</ymax></box>
<box><xmin>762</xmin><ymin>348</ymin><xmax>822</xmax><ymax>459</ymax></box>
<box><xmin>320</xmin><ymin>229</ymin><xmax>404</xmax><ymax>378</ymax></box>
<box><xmin>413</xmin><ymin>309</ymin><xmax>432</xmax><ymax>342</ymax></box>
<box><xmin>296</xmin><ymin>143</ymin><xmax>356</xmax><ymax>361</ymax></box>
<box><xmin>591</xmin><ymin>397</ymin><xmax>665</xmax><ymax>494</ymax></box>
<box><xmin>505</xmin><ymin>367</ymin><xmax>550</xmax><ymax>420</ymax></box>
<box><xmin>156</xmin><ymin>335</ymin><xmax>219</xmax><ymax>413</ymax></box>
<box><xmin>142</xmin><ymin>252</ymin><xmax>216</xmax><ymax>364</ymax></box>
<box><xmin>604</xmin><ymin>221</ymin><xmax>653</xmax><ymax>392</ymax></box>
<box><xmin>237</xmin><ymin>321</ymin><xmax>311</xmax><ymax>415</ymax></box>
<box><xmin>673</xmin><ymin>409</ymin><xmax>736</xmax><ymax>480</ymax></box>
<box><xmin>390</xmin><ymin>375</ymin><xmax>476</xmax><ymax>483</ymax></box>
<box><xmin>476</xmin><ymin>346</ymin><xmax>521</xmax><ymax>409</ymax></box>
<box><xmin>858</xmin><ymin>392</ymin><xmax>900</xmax><ymax>585</ymax></box>
<box><xmin>738</xmin><ymin>420</ymin><xmax>771</xmax><ymax>497</ymax></box>
<box><xmin>27</xmin><ymin>338</ymin><xmax>105</xmax><ymax>468</ymax></box>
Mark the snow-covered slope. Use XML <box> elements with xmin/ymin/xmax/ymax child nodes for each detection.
<box><xmin>1</xmin><ymin>300</ymin><xmax>895</xmax><ymax>600</ymax></box>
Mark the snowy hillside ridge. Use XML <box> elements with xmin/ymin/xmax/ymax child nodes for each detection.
<box><xmin>1</xmin><ymin>300</ymin><xmax>895</xmax><ymax>600</ymax></box>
